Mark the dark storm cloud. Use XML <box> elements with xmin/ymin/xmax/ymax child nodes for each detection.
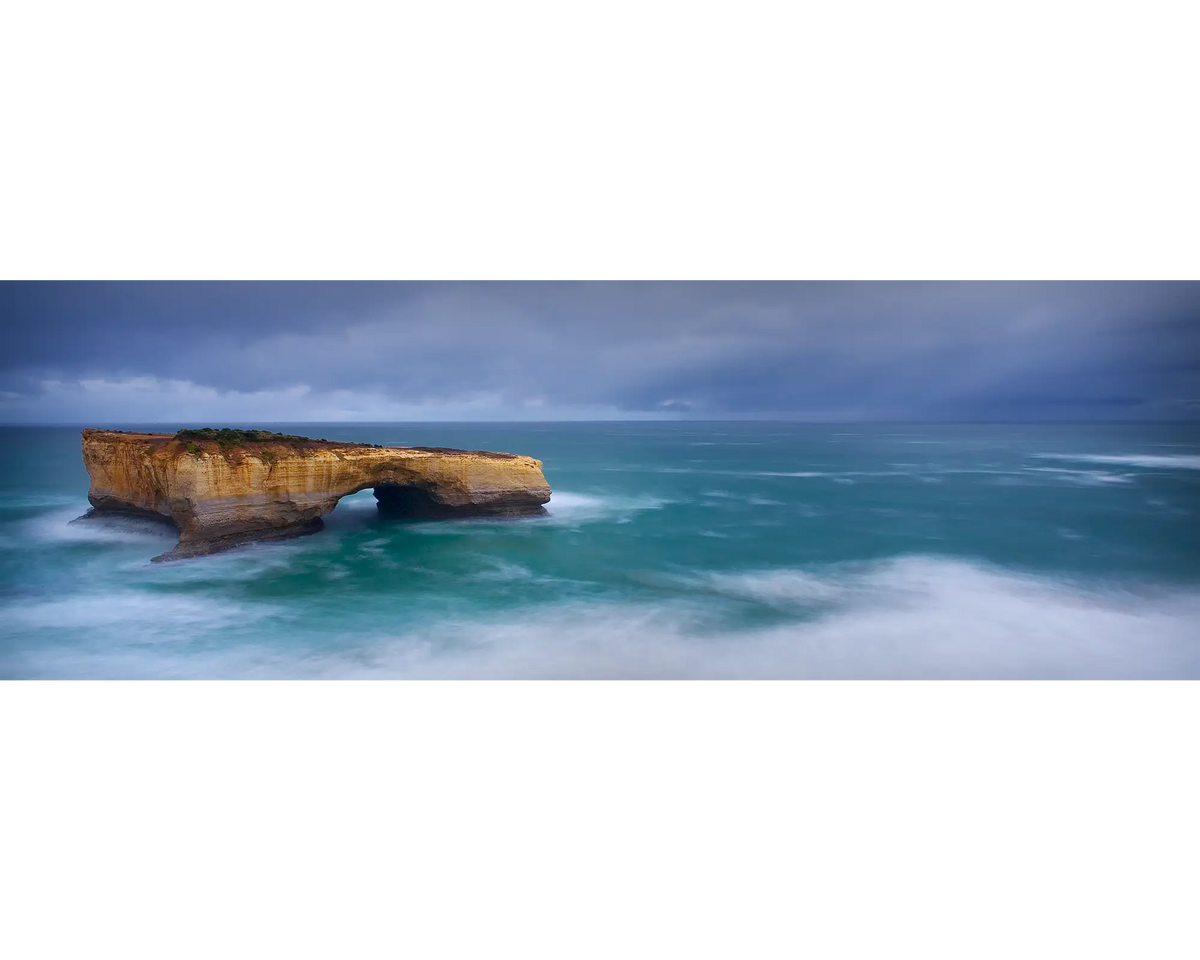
<box><xmin>1</xmin><ymin>281</ymin><xmax>1197</xmax><ymax>421</ymax></box>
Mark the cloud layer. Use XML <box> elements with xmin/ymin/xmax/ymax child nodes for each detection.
<box><xmin>2</xmin><ymin>281</ymin><xmax>1197</xmax><ymax>421</ymax></box>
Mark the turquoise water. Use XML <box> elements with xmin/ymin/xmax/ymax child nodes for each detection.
<box><xmin>2</xmin><ymin>422</ymin><xmax>1198</xmax><ymax>678</ymax></box>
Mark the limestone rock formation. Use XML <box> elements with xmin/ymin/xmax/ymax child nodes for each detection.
<box><xmin>80</xmin><ymin>429</ymin><xmax>552</xmax><ymax>560</ymax></box>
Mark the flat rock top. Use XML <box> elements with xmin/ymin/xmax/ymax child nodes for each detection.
<box><xmin>82</xmin><ymin>429</ymin><xmax>522</xmax><ymax>461</ymax></box>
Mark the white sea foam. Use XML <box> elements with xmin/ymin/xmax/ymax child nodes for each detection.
<box><xmin>701</xmin><ymin>490</ymin><xmax>782</xmax><ymax>506</ymax></box>
<box><xmin>1024</xmin><ymin>466</ymin><xmax>1132</xmax><ymax>485</ymax></box>
<box><xmin>472</xmin><ymin>560</ymin><xmax>538</xmax><ymax>581</ymax></box>
<box><xmin>12</xmin><ymin>557</ymin><xmax>1198</xmax><ymax>679</ymax></box>
<box><xmin>24</xmin><ymin>506</ymin><xmax>177</xmax><ymax>546</ymax></box>
<box><xmin>544</xmin><ymin>491</ymin><xmax>670</xmax><ymax>524</ymax></box>
<box><xmin>691</xmin><ymin>568</ymin><xmax>847</xmax><ymax>605</ymax></box>
<box><xmin>1034</xmin><ymin>453</ymin><xmax>1200</xmax><ymax>471</ymax></box>
<box><xmin>5</xmin><ymin>591</ymin><xmax>273</xmax><ymax>636</ymax></box>
<box><xmin>136</xmin><ymin>543</ymin><xmax>302</xmax><ymax>583</ymax></box>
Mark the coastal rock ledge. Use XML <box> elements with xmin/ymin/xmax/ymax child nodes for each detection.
<box><xmin>80</xmin><ymin>429</ymin><xmax>552</xmax><ymax>561</ymax></box>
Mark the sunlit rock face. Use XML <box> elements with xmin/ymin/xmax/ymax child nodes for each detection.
<box><xmin>80</xmin><ymin>429</ymin><xmax>552</xmax><ymax>560</ymax></box>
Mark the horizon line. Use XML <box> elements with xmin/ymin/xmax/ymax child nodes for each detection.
<box><xmin>2</xmin><ymin>418</ymin><xmax>1198</xmax><ymax>428</ymax></box>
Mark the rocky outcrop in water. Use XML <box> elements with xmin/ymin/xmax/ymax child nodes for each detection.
<box><xmin>80</xmin><ymin>429</ymin><xmax>552</xmax><ymax>560</ymax></box>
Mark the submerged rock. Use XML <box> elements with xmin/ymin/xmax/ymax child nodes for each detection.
<box><xmin>80</xmin><ymin>429</ymin><xmax>552</xmax><ymax>560</ymax></box>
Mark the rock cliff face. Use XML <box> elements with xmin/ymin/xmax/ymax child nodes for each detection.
<box><xmin>80</xmin><ymin>430</ymin><xmax>552</xmax><ymax>560</ymax></box>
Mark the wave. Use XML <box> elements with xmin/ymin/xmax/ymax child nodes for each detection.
<box><xmin>702</xmin><ymin>490</ymin><xmax>783</xmax><ymax>506</ymax></box>
<box><xmin>9</xmin><ymin>556</ymin><xmax>1198</xmax><ymax>679</ymax></box>
<box><xmin>396</xmin><ymin>490</ymin><xmax>672</xmax><ymax>537</ymax></box>
<box><xmin>136</xmin><ymin>541</ymin><xmax>307</xmax><ymax>582</ymax></box>
<box><xmin>8</xmin><ymin>592</ymin><xmax>265</xmax><ymax>633</ymax></box>
<box><xmin>1023</xmin><ymin>466</ymin><xmax>1132</xmax><ymax>485</ymax></box>
<box><xmin>1034</xmin><ymin>453</ymin><xmax>1200</xmax><ymax>471</ymax></box>
<box><xmin>471</xmin><ymin>560</ymin><xmax>537</xmax><ymax>581</ymax></box>
<box><xmin>686</xmin><ymin>568</ymin><xmax>847</xmax><ymax>605</ymax></box>
<box><xmin>543</xmin><ymin>491</ymin><xmax>671</xmax><ymax>525</ymax></box>
<box><xmin>21</xmin><ymin>506</ymin><xmax>177</xmax><ymax>546</ymax></box>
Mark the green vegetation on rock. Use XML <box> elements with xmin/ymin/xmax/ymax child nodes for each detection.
<box><xmin>175</xmin><ymin>428</ymin><xmax>316</xmax><ymax>446</ymax></box>
<box><xmin>173</xmin><ymin>428</ymin><xmax>384</xmax><ymax>450</ymax></box>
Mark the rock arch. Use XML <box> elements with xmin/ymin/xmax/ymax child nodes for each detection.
<box><xmin>80</xmin><ymin>430</ymin><xmax>552</xmax><ymax>560</ymax></box>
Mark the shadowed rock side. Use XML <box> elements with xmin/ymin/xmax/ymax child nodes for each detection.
<box><xmin>80</xmin><ymin>430</ymin><xmax>552</xmax><ymax>561</ymax></box>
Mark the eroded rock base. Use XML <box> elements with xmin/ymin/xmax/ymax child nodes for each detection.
<box><xmin>152</xmin><ymin>518</ymin><xmax>326</xmax><ymax>562</ymax></box>
<box><xmin>73</xmin><ymin>504</ymin><xmax>180</xmax><ymax>531</ymax></box>
<box><xmin>373</xmin><ymin>483</ymin><xmax>549</xmax><ymax>519</ymax></box>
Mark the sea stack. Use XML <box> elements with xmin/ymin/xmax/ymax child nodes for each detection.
<box><xmin>80</xmin><ymin>429</ymin><xmax>552</xmax><ymax>560</ymax></box>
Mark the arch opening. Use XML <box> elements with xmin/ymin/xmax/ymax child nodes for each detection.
<box><xmin>373</xmin><ymin>481</ymin><xmax>451</xmax><ymax>518</ymax></box>
<box><xmin>318</xmin><ymin>479</ymin><xmax>459</xmax><ymax>522</ymax></box>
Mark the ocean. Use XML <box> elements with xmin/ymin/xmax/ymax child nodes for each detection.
<box><xmin>1</xmin><ymin>421</ymin><xmax>1198</xmax><ymax>679</ymax></box>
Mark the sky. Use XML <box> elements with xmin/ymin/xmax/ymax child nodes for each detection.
<box><xmin>1</xmin><ymin>281</ymin><xmax>1197</xmax><ymax>423</ymax></box>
